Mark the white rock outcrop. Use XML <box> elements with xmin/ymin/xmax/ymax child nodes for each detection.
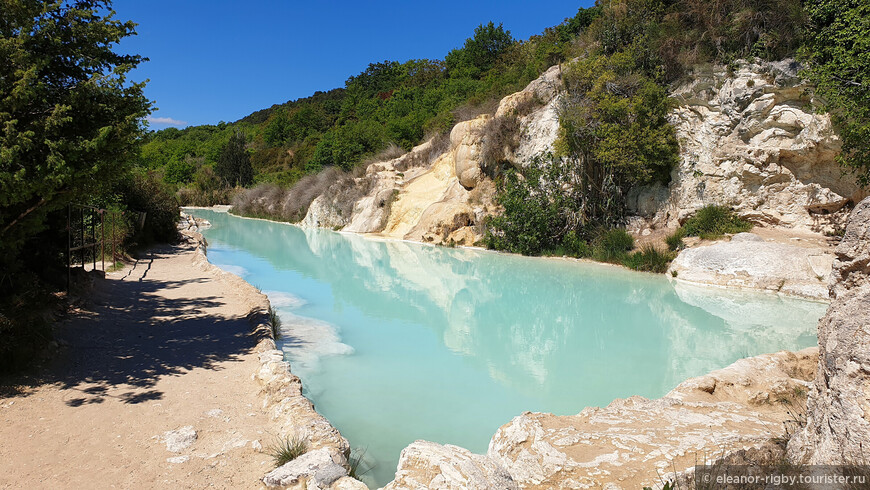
<box><xmin>788</xmin><ymin>197</ymin><xmax>870</xmax><ymax>464</ymax></box>
<box><xmin>485</xmin><ymin>349</ymin><xmax>816</xmax><ymax>489</ymax></box>
<box><xmin>637</xmin><ymin>60</ymin><xmax>860</xmax><ymax>232</ymax></box>
<box><xmin>668</xmin><ymin>232</ymin><xmax>833</xmax><ymax>299</ymax></box>
<box><xmin>383</xmin><ymin>440</ymin><xmax>517</xmax><ymax>490</ymax></box>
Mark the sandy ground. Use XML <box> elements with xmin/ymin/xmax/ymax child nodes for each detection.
<box><xmin>0</xmin><ymin>242</ymin><xmax>276</xmax><ymax>489</ymax></box>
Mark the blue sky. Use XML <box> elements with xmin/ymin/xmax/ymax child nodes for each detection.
<box><xmin>112</xmin><ymin>0</ymin><xmax>595</xmax><ymax>129</ymax></box>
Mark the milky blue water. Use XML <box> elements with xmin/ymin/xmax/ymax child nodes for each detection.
<box><xmin>189</xmin><ymin>209</ymin><xmax>825</xmax><ymax>487</ymax></box>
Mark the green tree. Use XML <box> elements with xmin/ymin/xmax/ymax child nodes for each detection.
<box><xmin>556</xmin><ymin>51</ymin><xmax>678</xmax><ymax>229</ymax></box>
<box><xmin>446</xmin><ymin>22</ymin><xmax>516</xmax><ymax>79</ymax></box>
<box><xmin>215</xmin><ymin>131</ymin><xmax>253</xmax><ymax>186</ymax></box>
<box><xmin>0</xmin><ymin>0</ymin><xmax>150</xmax><ymax>264</ymax></box>
<box><xmin>801</xmin><ymin>0</ymin><xmax>870</xmax><ymax>184</ymax></box>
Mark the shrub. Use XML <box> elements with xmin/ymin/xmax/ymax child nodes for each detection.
<box><xmin>682</xmin><ymin>205</ymin><xmax>752</xmax><ymax>239</ymax></box>
<box><xmin>480</xmin><ymin>114</ymin><xmax>521</xmax><ymax>177</ymax></box>
<box><xmin>268</xmin><ymin>306</ymin><xmax>281</xmax><ymax>340</ymax></box>
<box><xmin>268</xmin><ymin>435</ymin><xmax>308</xmax><ymax>468</ymax></box>
<box><xmin>623</xmin><ymin>245</ymin><xmax>674</xmax><ymax>273</ymax></box>
<box><xmin>561</xmin><ymin>230</ymin><xmax>592</xmax><ymax>258</ymax></box>
<box><xmin>592</xmin><ymin>228</ymin><xmax>635</xmax><ymax>263</ymax></box>
<box><xmin>281</xmin><ymin>167</ymin><xmax>344</xmax><ymax>221</ymax></box>
<box><xmin>665</xmin><ymin>228</ymin><xmax>687</xmax><ymax>251</ymax></box>
<box><xmin>119</xmin><ymin>170</ymin><xmax>180</xmax><ymax>246</ymax></box>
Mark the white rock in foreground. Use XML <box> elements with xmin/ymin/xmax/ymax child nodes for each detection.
<box><xmin>668</xmin><ymin>233</ymin><xmax>832</xmax><ymax>299</ymax></box>
<box><xmin>384</xmin><ymin>440</ymin><xmax>517</xmax><ymax>490</ymax></box>
<box><xmin>486</xmin><ymin>349</ymin><xmax>817</xmax><ymax>489</ymax></box>
<box><xmin>163</xmin><ymin>426</ymin><xmax>197</xmax><ymax>453</ymax></box>
<box><xmin>262</xmin><ymin>448</ymin><xmax>348</xmax><ymax>489</ymax></box>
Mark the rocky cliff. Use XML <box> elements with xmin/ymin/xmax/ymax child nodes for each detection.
<box><xmin>788</xmin><ymin>197</ymin><xmax>870</xmax><ymax>464</ymax></box>
<box><xmin>631</xmin><ymin>60</ymin><xmax>861</xmax><ymax>233</ymax></box>
<box><xmin>302</xmin><ymin>60</ymin><xmax>858</xmax><ymax>247</ymax></box>
<box><xmin>302</xmin><ymin>65</ymin><xmax>564</xmax><ymax>246</ymax></box>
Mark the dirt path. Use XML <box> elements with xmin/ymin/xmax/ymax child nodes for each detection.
<box><xmin>0</xmin><ymin>240</ymin><xmax>276</xmax><ymax>489</ymax></box>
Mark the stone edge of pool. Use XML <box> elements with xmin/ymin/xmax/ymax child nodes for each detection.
<box><xmin>184</xmin><ymin>229</ymin><xmax>365</xmax><ymax>490</ymax></box>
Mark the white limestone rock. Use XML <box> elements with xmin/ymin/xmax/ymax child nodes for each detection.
<box><xmin>163</xmin><ymin>426</ymin><xmax>197</xmax><ymax>453</ymax></box>
<box><xmin>262</xmin><ymin>448</ymin><xmax>348</xmax><ymax>489</ymax></box>
<box><xmin>667</xmin><ymin>233</ymin><xmax>832</xmax><ymax>299</ymax></box>
<box><xmin>788</xmin><ymin>197</ymin><xmax>870</xmax><ymax>464</ymax></box>
<box><xmin>486</xmin><ymin>349</ymin><xmax>818</xmax><ymax>489</ymax></box>
<box><xmin>640</xmin><ymin>60</ymin><xmax>859</xmax><ymax>232</ymax></box>
<box><xmin>383</xmin><ymin>440</ymin><xmax>517</xmax><ymax>490</ymax></box>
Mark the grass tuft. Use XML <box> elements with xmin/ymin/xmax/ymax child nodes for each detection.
<box><xmin>665</xmin><ymin>228</ymin><xmax>687</xmax><ymax>251</ymax></box>
<box><xmin>592</xmin><ymin>228</ymin><xmax>635</xmax><ymax>263</ymax></box>
<box><xmin>623</xmin><ymin>245</ymin><xmax>675</xmax><ymax>273</ymax></box>
<box><xmin>268</xmin><ymin>434</ymin><xmax>308</xmax><ymax>468</ymax></box>
<box><xmin>348</xmin><ymin>447</ymin><xmax>373</xmax><ymax>481</ymax></box>
<box><xmin>268</xmin><ymin>306</ymin><xmax>281</xmax><ymax>340</ymax></box>
<box><xmin>682</xmin><ymin>205</ymin><xmax>752</xmax><ymax>240</ymax></box>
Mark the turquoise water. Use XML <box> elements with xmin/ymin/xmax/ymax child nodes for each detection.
<box><xmin>190</xmin><ymin>209</ymin><xmax>824</xmax><ymax>487</ymax></box>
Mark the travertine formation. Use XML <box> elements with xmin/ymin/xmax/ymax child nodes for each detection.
<box><xmin>382</xmin><ymin>349</ymin><xmax>817</xmax><ymax>489</ymax></box>
<box><xmin>302</xmin><ymin>60</ymin><xmax>858</xmax><ymax>247</ymax></box>
<box><xmin>788</xmin><ymin>197</ymin><xmax>870</xmax><ymax>464</ymax></box>
<box><xmin>384</xmin><ymin>441</ymin><xmax>518</xmax><ymax>490</ymax></box>
<box><xmin>668</xmin><ymin>232</ymin><xmax>833</xmax><ymax>299</ymax></box>
<box><xmin>302</xmin><ymin>65</ymin><xmax>565</xmax><ymax>246</ymax></box>
<box><xmin>635</xmin><ymin>60</ymin><xmax>860</xmax><ymax>233</ymax></box>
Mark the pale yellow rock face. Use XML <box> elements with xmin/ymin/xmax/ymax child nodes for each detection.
<box><xmin>382</xmin><ymin>148</ymin><xmax>462</xmax><ymax>239</ymax></box>
<box><xmin>451</xmin><ymin>115</ymin><xmax>490</xmax><ymax>190</ymax></box>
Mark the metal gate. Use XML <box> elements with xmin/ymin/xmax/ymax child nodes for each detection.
<box><xmin>66</xmin><ymin>204</ymin><xmax>133</xmax><ymax>292</ymax></box>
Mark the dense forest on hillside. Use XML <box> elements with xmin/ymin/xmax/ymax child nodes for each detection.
<box><xmin>139</xmin><ymin>11</ymin><xmax>602</xmax><ymax>193</ymax></box>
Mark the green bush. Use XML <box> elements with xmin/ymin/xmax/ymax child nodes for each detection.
<box><xmin>592</xmin><ymin>228</ymin><xmax>635</xmax><ymax>263</ymax></box>
<box><xmin>682</xmin><ymin>205</ymin><xmax>752</xmax><ymax>239</ymax></box>
<box><xmin>484</xmin><ymin>156</ymin><xmax>568</xmax><ymax>256</ymax></box>
<box><xmin>119</xmin><ymin>170</ymin><xmax>180</xmax><ymax>245</ymax></box>
<box><xmin>561</xmin><ymin>230</ymin><xmax>592</xmax><ymax>258</ymax></box>
<box><xmin>665</xmin><ymin>228</ymin><xmax>687</xmax><ymax>251</ymax></box>
<box><xmin>623</xmin><ymin>245</ymin><xmax>674</xmax><ymax>273</ymax></box>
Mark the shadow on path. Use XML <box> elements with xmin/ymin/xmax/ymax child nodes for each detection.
<box><xmin>0</xmin><ymin>244</ymin><xmax>257</xmax><ymax>406</ymax></box>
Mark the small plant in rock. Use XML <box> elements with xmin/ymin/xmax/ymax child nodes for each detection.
<box><xmin>268</xmin><ymin>434</ymin><xmax>308</xmax><ymax>468</ymax></box>
<box><xmin>348</xmin><ymin>447</ymin><xmax>373</xmax><ymax>481</ymax></box>
<box><xmin>268</xmin><ymin>306</ymin><xmax>282</xmax><ymax>340</ymax></box>
<box><xmin>682</xmin><ymin>205</ymin><xmax>752</xmax><ymax>240</ymax></box>
<box><xmin>665</xmin><ymin>228</ymin><xmax>687</xmax><ymax>251</ymax></box>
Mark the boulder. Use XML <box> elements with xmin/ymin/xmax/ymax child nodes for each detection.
<box><xmin>383</xmin><ymin>440</ymin><xmax>517</xmax><ymax>490</ymax></box>
<box><xmin>788</xmin><ymin>197</ymin><xmax>870</xmax><ymax>464</ymax></box>
<box><xmin>667</xmin><ymin>233</ymin><xmax>833</xmax><ymax>299</ymax></box>
<box><xmin>262</xmin><ymin>448</ymin><xmax>348</xmax><ymax>489</ymax></box>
